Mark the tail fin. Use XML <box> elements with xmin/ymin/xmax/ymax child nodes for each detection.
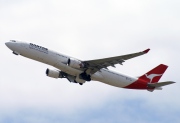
<box><xmin>139</xmin><ymin>64</ymin><xmax>168</xmax><ymax>83</ymax></box>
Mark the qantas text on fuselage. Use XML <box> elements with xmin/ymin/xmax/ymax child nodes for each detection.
<box><xmin>5</xmin><ymin>40</ymin><xmax>175</xmax><ymax>92</ymax></box>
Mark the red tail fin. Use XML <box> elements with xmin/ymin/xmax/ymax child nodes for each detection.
<box><xmin>139</xmin><ymin>64</ymin><xmax>168</xmax><ymax>83</ymax></box>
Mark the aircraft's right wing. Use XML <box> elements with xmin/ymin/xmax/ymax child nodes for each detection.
<box><xmin>84</xmin><ymin>49</ymin><xmax>150</xmax><ymax>74</ymax></box>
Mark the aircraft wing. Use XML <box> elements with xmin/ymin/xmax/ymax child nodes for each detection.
<box><xmin>84</xmin><ymin>49</ymin><xmax>150</xmax><ymax>73</ymax></box>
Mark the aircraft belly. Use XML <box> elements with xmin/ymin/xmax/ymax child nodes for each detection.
<box><xmin>21</xmin><ymin>48</ymin><xmax>54</xmax><ymax>65</ymax></box>
<box><xmin>20</xmin><ymin>48</ymin><xmax>41</xmax><ymax>61</ymax></box>
<box><xmin>92</xmin><ymin>71</ymin><xmax>137</xmax><ymax>88</ymax></box>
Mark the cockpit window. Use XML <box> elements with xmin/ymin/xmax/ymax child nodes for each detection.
<box><xmin>10</xmin><ymin>40</ymin><xmax>16</xmax><ymax>42</ymax></box>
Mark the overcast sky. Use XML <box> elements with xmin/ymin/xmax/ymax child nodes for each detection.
<box><xmin>1</xmin><ymin>0</ymin><xmax>180</xmax><ymax>123</ymax></box>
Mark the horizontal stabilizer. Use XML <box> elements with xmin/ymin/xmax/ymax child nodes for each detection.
<box><xmin>148</xmin><ymin>81</ymin><xmax>175</xmax><ymax>88</ymax></box>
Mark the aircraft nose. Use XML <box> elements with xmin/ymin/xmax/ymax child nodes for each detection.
<box><xmin>5</xmin><ymin>42</ymin><xmax>13</xmax><ymax>50</ymax></box>
<box><xmin>5</xmin><ymin>42</ymin><xmax>10</xmax><ymax>48</ymax></box>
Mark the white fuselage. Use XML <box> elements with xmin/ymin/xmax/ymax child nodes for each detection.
<box><xmin>5</xmin><ymin>41</ymin><xmax>138</xmax><ymax>88</ymax></box>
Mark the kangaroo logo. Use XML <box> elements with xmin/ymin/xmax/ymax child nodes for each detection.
<box><xmin>145</xmin><ymin>74</ymin><xmax>162</xmax><ymax>83</ymax></box>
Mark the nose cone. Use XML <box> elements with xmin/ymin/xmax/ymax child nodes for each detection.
<box><xmin>5</xmin><ymin>42</ymin><xmax>10</xmax><ymax>48</ymax></box>
<box><xmin>5</xmin><ymin>42</ymin><xmax>13</xmax><ymax>51</ymax></box>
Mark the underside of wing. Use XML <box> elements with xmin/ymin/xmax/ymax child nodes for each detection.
<box><xmin>84</xmin><ymin>49</ymin><xmax>150</xmax><ymax>73</ymax></box>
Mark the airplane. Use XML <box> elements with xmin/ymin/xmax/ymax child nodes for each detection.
<box><xmin>5</xmin><ymin>40</ymin><xmax>175</xmax><ymax>92</ymax></box>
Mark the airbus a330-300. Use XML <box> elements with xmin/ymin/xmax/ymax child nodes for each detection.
<box><xmin>5</xmin><ymin>40</ymin><xmax>175</xmax><ymax>92</ymax></box>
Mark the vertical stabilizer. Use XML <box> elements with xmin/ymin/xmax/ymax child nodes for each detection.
<box><xmin>139</xmin><ymin>64</ymin><xmax>168</xmax><ymax>83</ymax></box>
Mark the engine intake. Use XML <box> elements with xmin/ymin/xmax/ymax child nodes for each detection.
<box><xmin>46</xmin><ymin>68</ymin><xmax>64</xmax><ymax>78</ymax></box>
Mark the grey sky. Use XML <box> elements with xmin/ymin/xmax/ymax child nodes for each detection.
<box><xmin>1</xmin><ymin>0</ymin><xmax>180</xmax><ymax>123</ymax></box>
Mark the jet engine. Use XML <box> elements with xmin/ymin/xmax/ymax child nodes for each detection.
<box><xmin>46</xmin><ymin>68</ymin><xmax>64</xmax><ymax>78</ymax></box>
<box><xmin>68</xmin><ymin>58</ymin><xmax>85</xmax><ymax>69</ymax></box>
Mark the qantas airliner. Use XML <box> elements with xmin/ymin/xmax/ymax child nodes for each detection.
<box><xmin>5</xmin><ymin>40</ymin><xmax>175</xmax><ymax>92</ymax></box>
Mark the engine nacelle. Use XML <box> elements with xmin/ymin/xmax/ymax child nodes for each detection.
<box><xmin>46</xmin><ymin>68</ymin><xmax>63</xmax><ymax>78</ymax></box>
<box><xmin>68</xmin><ymin>58</ymin><xmax>85</xmax><ymax>69</ymax></box>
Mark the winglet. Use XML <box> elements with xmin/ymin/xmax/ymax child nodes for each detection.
<box><xmin>143</xmin><ymin>48</ymin><xmax>150</xmax><ymax>53</ymax></box>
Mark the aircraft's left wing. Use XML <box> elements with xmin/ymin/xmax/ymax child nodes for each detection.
<box><xmin>84</xmin><ymin>49</ymin><xmax>150</xmax><ymax>73</ymax></box>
